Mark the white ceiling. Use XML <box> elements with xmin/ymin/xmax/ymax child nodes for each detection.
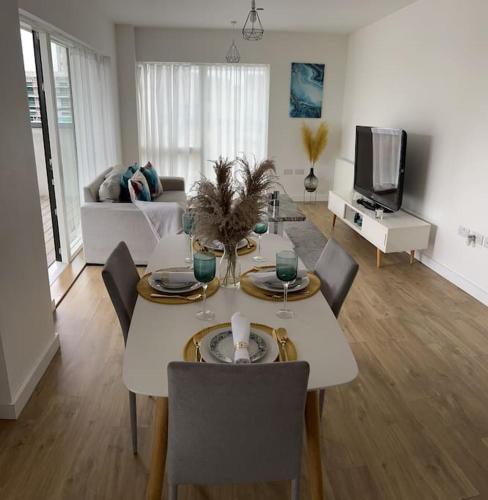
<box><xmin>98</xmin><ymin>0</ymin><xmax>418</xmax><ymax>34</ymax></box>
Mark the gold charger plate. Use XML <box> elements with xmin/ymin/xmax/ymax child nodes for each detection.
<box><xmin>183</xmin><ymin>322</ymin><xmax>297</xmax><ymax>363</ymax></box>
<box><xmin>194</xmin><ymin>238</ymin><xmax>256</xmax><ymax>257</ymax></box>
<box><xmin>240</xmin><ymin>266</ymin><xmax>321</xmax><ymax>302</ymax></box>
<box><xmin>137</xmin><ymin>272</ymin><xmax>219</xmax><ymax>304</ymax></box>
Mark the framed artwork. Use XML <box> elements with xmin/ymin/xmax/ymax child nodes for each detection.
<box><xmin>289</xmin><ymin>63</ymin><xmax>325</xmax><ymax>118</ymax></box>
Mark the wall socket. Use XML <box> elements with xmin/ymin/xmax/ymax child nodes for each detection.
<box><xmin>294</xmin><ymin>168</ymin><xmax>305</xmax><ymax>175</ymax></box>
<box><xmin>458</xmin><ymin>225</ymin><xmax>486</xmax><ymax>247</ymax></box>
<box><xmin>283</xmin><ymin>169</ymin><xmax>293</xmax><ymax>175</ymax></box>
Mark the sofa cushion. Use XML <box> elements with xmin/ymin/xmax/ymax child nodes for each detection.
<box><xmin>99</xmin><ymin>173</ymin><xmax>121</xmax><ymax>202</ymax></box>
<box><xmin>153</xmin><ymin>190</ymin><xmax>187</xmax><ymax>206</ymax></box>
<box><xmin>141</xmin><ymin>162</ymin><xmax>163</xmax><ymax>199</ymax></box>
<box><xmin>129</xmin><ymin>169</ymin><xmax>151</xmax><ymax>202</ymax></box>
<box><xmin>120</xmin><ymin>164</ymin><xmax>139</xmax><ymax>202</ymax></box>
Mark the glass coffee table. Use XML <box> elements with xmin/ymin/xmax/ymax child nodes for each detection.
<box><xmin>267</xmin><ymin>194</ymin><xmax>306</xmax><ymax>235</ymax></box>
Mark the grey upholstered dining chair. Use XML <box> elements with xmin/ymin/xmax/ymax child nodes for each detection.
<box><xmin>102</xmin><ymin>241</ymin><xmax>140</xmax><ymax>454</ymax></box>
<box><xmin>314</xmin><ymin>239</ymin><xmax>359</xmax><ymax>415</ymax></box>
<box><xmin>166</xmin><ymin>361</ymin><xmax>310</xmax><ymax>500</ymax></box>
<box><xmin>314</xmin><ymin>239</ymin><xmax>359</xmax><ymax>318</ymax></box>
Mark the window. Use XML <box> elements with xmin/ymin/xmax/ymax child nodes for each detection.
<box><xmin>137</xmin><ymin>63</ymin><xmax>270</xmax><ymax>190</ymax></box>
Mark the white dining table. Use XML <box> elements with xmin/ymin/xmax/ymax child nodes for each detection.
<box><xmin>124</xmin><ymin>233</ymin><xmax>358</xmax><ymax>500</ymax></box>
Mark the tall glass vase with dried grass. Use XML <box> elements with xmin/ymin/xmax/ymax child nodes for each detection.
<box><xmin>191</xmin><ymin>158</ymin><xmax>276</xmax><ymax>287</ymax></box>
<box><xmin>301</xmin><ymin>121</ymin><xmax>329</xmax><ymax>197</ymax></box>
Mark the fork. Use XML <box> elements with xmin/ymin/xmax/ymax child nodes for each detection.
<box><xmin>193</xmin><ymin>337</ymin><xmax>202</xmax><ymax>362</ymax></box>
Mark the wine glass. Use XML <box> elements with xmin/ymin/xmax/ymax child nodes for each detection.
<box><xmin>252</xmin><ymin>213</ymin><xmax>269</xmax><ymax>262</ymax></box>
<box><xmin>276</xmin><ymin>250</ymin><xmax>298</xmax><ymax>319</ymax></box>
<box><xmin>182</xmin><ymin>212</ymin><xmax>194</xmax><ymax>265</ymax></box>
<box><xmin>193</xmin><ymin>251</ymin><xmax>216</xmax><ymax>321</ymax></box>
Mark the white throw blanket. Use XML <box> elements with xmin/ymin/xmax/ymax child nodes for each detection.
<box><xmin>133</xmin><ymin>201</ymin><xmax>183</xmax><ymax>239</ymax></box>
<box><xmin>231</xmin><ymin>312</ymin><xmax>251</xmax><ymax>364</ymax></box>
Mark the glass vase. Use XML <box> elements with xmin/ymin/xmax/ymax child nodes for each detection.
<box><xmin>219</xmin><ymin>244</ymin><xmax>241</xmax><ymax>288</ymax></box>
<box><xmin>304</xmin><ymin>167</ymin><xmax>319</xmax><ymax>193</ymax></box>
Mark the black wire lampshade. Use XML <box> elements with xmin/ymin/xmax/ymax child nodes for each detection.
<box><xmin>242</xmin><ymin>0</ymin><xmax>264</xmax><ymax>41</ymax></box>
<box><xmin>226</xmin><ymin>21</ymin><xmax>241</xmax><ymax>63</ymax></box>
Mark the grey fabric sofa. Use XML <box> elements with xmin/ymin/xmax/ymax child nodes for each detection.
<box><xmin>81</xmin><ymin>167</ymin><xmax>186</xmax><ymax>265</ymax></box>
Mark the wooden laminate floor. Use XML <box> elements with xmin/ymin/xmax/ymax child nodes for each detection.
<box><xmin>1</xmin><ymin>203</ymin><xmax>488</xmax><ymax>500</ymax></box>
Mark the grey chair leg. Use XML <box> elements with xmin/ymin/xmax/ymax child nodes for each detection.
<box><xmin>129</xmin><ymin>391</ymin><xmax>138</xmax><ymax>454</ymax></box>
<box><xmin>169</xmin><ymin>484</ymin><xmax>178</xmax><ymax>500</ymax></box>
<box><xmin>319</xmin><ymin>389</ymin><xmax>326</xmax><ymax>418</ymax></box>
<box><xmin>291</xmin><ymin>478</ymin><xmax>300</xmax><ymax>500</ymax></box>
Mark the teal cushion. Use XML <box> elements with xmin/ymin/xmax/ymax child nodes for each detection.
<box><xmin>119</xmin><ymin>164</ymin><xmax>139</xmax><ymax>202</ymax></box>
<box><xmin>141</xmin><ymin>162</ymin><xmax>163</xmax><ymax>199</ymax></box>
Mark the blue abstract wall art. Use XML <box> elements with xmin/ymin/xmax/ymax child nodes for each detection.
<box><xmin>289</xmin><ymin>63</ymin><xmax>325</xmax><ymax>118</ymax></box>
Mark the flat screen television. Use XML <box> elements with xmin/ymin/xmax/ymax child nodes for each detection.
<box><xmin>354</xmin><ymin>126</ymin><xmax>407</xmax><ymax>212</ymax></box>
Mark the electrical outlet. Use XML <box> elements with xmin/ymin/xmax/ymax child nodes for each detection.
<box><xmin>284</xmin><ymin>169</ymin><xmax>293</xmax><ymax>175</ymax></box>
<box><xmin>473</xmin><ymin>232</ymin><xmax>484</xmax><ymax>247</ymax></box>
<box><xmin>458</xmin><ymin>225</ymin><xmax>470</xmax><ymax>237</ymax></box>
<box><xmin>295</xmin><ymin>168</ymin><xmax>305</xmax><ymax>175</ymax></box>
<box><xmin>484</xmin><ymin>237</ymin><xmax>488</xmax><ymax>249</ymax></box>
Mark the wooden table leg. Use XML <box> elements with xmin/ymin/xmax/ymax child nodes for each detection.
<box><xmin>305</xmin><ymin>390</ymin><xmax>324</xmax><ymax>500</ymax></box>
<box><xmin>376</xmin><ymin>248</ymin><xmax>382</xmax><ymax>269</ymax></box>
<box><xmin>410</xmin><ymin>250</ymin><xmax>415</xmax><ymax>264</ymax></box>
<box><xmin>146</xmin><ymin>397</ymin><xmax>168</xmax><ymax>500</ymax></box>
<box><xmin>332</xmin><ymin>214</ymin><xmax>337</xmax><ymax>229</ymax></box>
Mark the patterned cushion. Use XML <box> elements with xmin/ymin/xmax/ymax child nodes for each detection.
<box><xmin>120</xmin><ymin>164</ymin><xmax>139</xmax><ymax>202</ymax></box>
<box><xmin>128</xmin><ymin>169</ymin><xmax>151</xmax><ymax>202</ymax></box>
<box><xmin>141</xmin><ymin>162</ymin><xmax>163</xmax><ymax>199</ymax></box>
<box><xmin>99</xmin><ymin>173</ymin><xmax>121</xmax><ymax>202</ymax></box>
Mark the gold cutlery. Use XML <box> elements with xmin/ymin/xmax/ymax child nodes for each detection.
<box><xmin>150</xmin><ymin>293</ymin><xmax>202</xmax><ymax>301</ymax></box>
<box><xmin>275</xmin><ymin>328</ymin><xmax>289</xmax><ymax>361</ymax></box>
<box><xmin>272</xmin><ymin>329</ymin><xmax>284</xmax><ymax>362</ymax></box>
<box><xmin>267</xmin><ymin>290</ymin><xmax>311</xmax><ymax>299</ymax></box>
<box><xmin>192</xmin><ymin>337</ymin><xmax>202</xmax><ymax>362</ymax></box>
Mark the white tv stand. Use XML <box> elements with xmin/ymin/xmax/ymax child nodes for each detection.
<box><xmin>328</xmin><ymin>190</ymin><xmax>431</xmax><ymax>268</ymax></box>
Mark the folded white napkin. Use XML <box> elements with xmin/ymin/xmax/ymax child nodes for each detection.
<box><xmin>152</xmin><ymin>270</ymin><xmax>196</xmax><ymax>284</ymax></box>
<box><xmin>250</xmin><ymin>269</ymin><xmax>307</xmax><ymax>288</ymax></box>
<box><xmin>231</xmin><ymin>312</ymin><xmax>251</xmax><ymax>364</ymax></box>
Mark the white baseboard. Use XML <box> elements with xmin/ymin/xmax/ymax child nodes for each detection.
<box><xmin>288</xmin><ymin>193</ymin><xmax>329</xmax><ymax>202</ymax></box>
<box><xmin>0</xmin><ymin>333</ymin><xmax>60</xmax><ymax>419</ymax></box>
<box><xmin>417</xmin><ymin>252</ymin><xmax>488</xmax><ymax>307</ymax></box>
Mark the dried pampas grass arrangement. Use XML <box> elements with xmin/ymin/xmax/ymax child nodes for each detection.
<box><xmin>191</xmin><ymin>157</ymin><xmax>276</xmax><ymax>286</ymax></box>
<box><xmin>301</xmin><ymin>121</ymin><xmax>329</xmax><ymax>166</ymax></box>
<box><xmin>191</xmin><ymin>157</ymin><xmax>276</xmax><ymax>247</ymax></box>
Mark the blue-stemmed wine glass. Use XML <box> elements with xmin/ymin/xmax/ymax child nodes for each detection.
<box><xmin>276</xmin><ymin>250</ymin><xmax>298</xmax><ymax>319</ymax></box>
<box><xmin>193</xmin><ymin>251</ymin><xmax>216</xmax><ymax>321</ymax></box>
<box><xmin>252</xmin><ymin>213</ymin><xmax>269</xmax><ymax>262</ymax></box>
<box><xmin>182</xmin><ymin>211</ymin><xmax>194</xmax><ymax>266</ymax></box>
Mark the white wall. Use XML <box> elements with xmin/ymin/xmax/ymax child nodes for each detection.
<box><xmin>117</xmin><ymin>27</ymin><xmax>348</xmax><ymax>200</ymax></box>
<box><xmin>0</xmin><ymin>0</ymin><xmax>58</xmax><ymax>418</ymax></box>
<box><xmin>341</xmin><ymin>0</ymin><xmax>488</xmax><ymax>305</ymax></box>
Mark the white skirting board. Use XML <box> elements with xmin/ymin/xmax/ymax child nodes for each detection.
<box><xmin>416</xmin><ymin>252</ymin><xmax>488</xmax><ymax>307</ymax></box>
<box><xmin>0</xmin><ymin>333</ymin><xmax>60</xmax><ymax>419</ymax></box>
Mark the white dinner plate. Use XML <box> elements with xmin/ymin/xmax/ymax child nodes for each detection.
<box><xmin>205</xmin><ymin>238</ymin><xmax>248</xmax><ymax>252</ymax></box>
<box><xmin>199</xmin><ymin>325</ymin><xmax>279</xmax><ymax>364</ymax></box>
<box><xmin>148</xmin><ymin>269</ymin><xmax>201</xmax><ymax>295</ymax></box>
<box><xmin>250</xmin><ymin>275</ymin><xmax>310</xmax><ymax>294</ymax></box>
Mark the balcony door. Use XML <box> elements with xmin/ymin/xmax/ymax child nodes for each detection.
<box><xmin>21</xmin><ymin>28</ymin><xmax>62</xmax><ymax>266</ymax></box>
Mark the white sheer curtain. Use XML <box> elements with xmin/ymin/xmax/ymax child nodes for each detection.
<box><xmin>70</xmin><ymin>47</ymin><xmax>119</xmax><ymax>196</ymax></box>
<box><xmin>137</xmin><ymin>63</ymin><xmax>269</xmax><ymax>191</ymax></box>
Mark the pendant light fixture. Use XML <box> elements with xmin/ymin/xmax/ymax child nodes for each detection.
<box><xmin>242</xmin><ymin>0</ymin><xmax>264</xmax><ymax>41</ymax></box>
<box><xmin>226</xmin><ymin>21</ymin><xmax>241</xmax><ymax>63</ymax></box>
